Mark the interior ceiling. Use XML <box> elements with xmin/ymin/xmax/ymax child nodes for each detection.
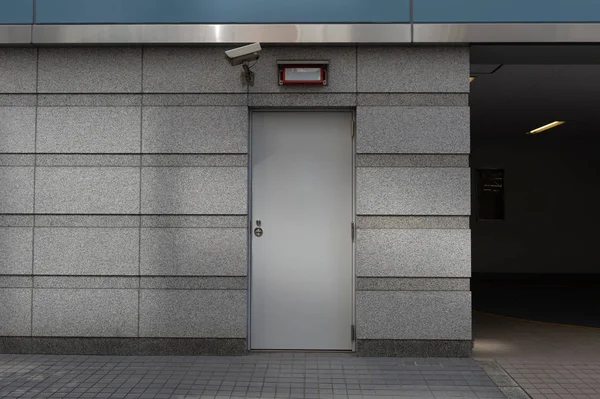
<box><xmin>470</xmin><ymin>45</ymin><xmax>600</xmax><ymax>138</ymax></box>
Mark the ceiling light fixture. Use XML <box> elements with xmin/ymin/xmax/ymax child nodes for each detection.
<box><xmin>528</xmin><ymin>121</ymin><xmax>565</xmax><ymax>134</ymax></box>
<box><xmin>469</xmin><ymin>76</ymin><xmax>476</xmax><ymax>83</ymax></box>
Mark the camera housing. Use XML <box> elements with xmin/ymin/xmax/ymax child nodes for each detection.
<box><xmin>225</xmin><ymin>42</ymin><xmax>262</xmax><ymax>66</ymax></box>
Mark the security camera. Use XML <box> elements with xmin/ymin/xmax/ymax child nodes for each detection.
<box><xmin>225</xmin><ymin>42</ymin><xmax>262</xmax><ymax>66</ymax></box>
<box><xmin>225</xmin><ymin>43</ymin><xmax>262</xmax><ymax>86</ymax></box>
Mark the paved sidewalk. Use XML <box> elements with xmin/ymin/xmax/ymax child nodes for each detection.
<box><xmin>474</xmin><ymin>312</ymin><xmax>600</xmax><ymax>399</ymax></box>
<box><xmin>0</xmin><ymin>353</ymin><xmax>506</xmax><ymax>399</ymax></box>
<box><xmin>498</xmin><ymin>360</ymin><xmax>600</xmax><ymax>399</ymax></box>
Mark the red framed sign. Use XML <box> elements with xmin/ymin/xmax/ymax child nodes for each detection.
<box><xmin>278</xmin><ymin>61</ymin><xmax>329</xmax><ymax>86</ymax></box>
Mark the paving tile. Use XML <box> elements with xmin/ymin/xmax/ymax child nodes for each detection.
<box><xmin>0</xmin><ymin>354</ymin><xmax>506</xmax><ymax>398</ymax></box>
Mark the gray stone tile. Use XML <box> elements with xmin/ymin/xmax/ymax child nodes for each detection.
<box><xmin>36</xmin><ymin>167</ymin><xmax>140</xmax><ymax>214</ymax></box>
<box><xmin>356</xmin><ymin>291</ymin><xmax>472</xmax><ymax>340</ymax></box>
<box><xmin>248</xmin><ymin>93</ymin><xmax>356</xmax><ymax>107</ymax></box>
<box><xmin>0</xmin><ymin>288</ymin><xmax>32</xmax><ymax>335</ymax></box>
<box><xmin>143</xmin><ymin>47</ymin><xmax>245</xmax><ymax>93</ymax></box>
<box><xmin>38</xmin><ymin>48</ymin><xmax>142</xmax><ymax>93</ymax></box>
<box><xmin>0</xmin><ymin>167</ymin><xmax>34</xmax><ymax>213</ymax></box>
<box><xmin>0</xmin><ymin>353</ymin><xmax>506</xmax><ymax>394</ymax></box>
<box><xmin>357</xmin><ymin>155</ymin><xmax>469</xmax><ymax>168</ymax></box>
<box><xmin>357</xmin><ymin>106</ymin><xmax>469</xmax><ymax>154</ymax></box>
<box><xmin>38</xmin><ymin>94</ymin><xmax>142</xmax><ymax>106</ymax></box>
<box><xmin>356</xmin><ymin>216</ymin><xmax>469</xmax><ymax>229</ymax></box>
<box><xmin>0</xmin><ymin>337</ymin><xmax>32</xmax><ymax>354</ymax></box>
<box><xmin>36</xmin><ymin>154</ymin><xmax>141</xmax><ymax>167</ymax></box>
<box><xmin>0</xmin><ymin>48</ymin><xmax>37</xmax><ymax>93</ymax></box>
<box><xmin>356</xmin><ymin>278</ymin><xmax>470</xmax><ymax>291</ymax></box>
<box><xmin>249</xmin><ymin>47</ymin><xmax>356</xmax><ymax>93</ymax></box>
<box><xmin>142</xmin><ymin>94</ymin><xmax>247</xmax><ymax>106</ymax></box>
<box><xmin>139</xmin><ymin>290</ymin><xmax>246</xmax><ymax>338</ymax></box>
<box><xmin>35</xmin><ymin>215</ymin><xmax>140</xmax><ymax>227</ymax></box>
<box><xmin>37</xmin><ymin>107</ymin><xmax>141</xmax><ymax>153</ymax></box>
<box><xmin>34</xmin><ymin>277</ymin><xmax>138</xmax><ymax>289</ymax></box>
<box><xmin>140</xmin><ymin>277</ymin><xmax>246</xmax><ymax>290</ymax></box>
<box><xmin>357</xmin><ymin>47</ymin><xmax>469</xmax><ymax>93</ymax></box>
<box><xmin>142</xmin><ymin>106</ymin><xmax>247</xmax><ymax>154</ymax></box>
<box><xmin>498</xmin><ymin>387</ymin><xmax>530</xmax><ymax>399</ymax></box>
<box><xmin>142</xmin><ymin>155</ymin><xmax>247</xmax><ymax>167</ymax></box>
<box><xmin>0</xmin><ymin>107</ymin><xmax>36</xmax><ymax>153</ymax></box>
<box><xmin>495</xmin><ymin>386</ymin><xmax>536</xmax><ymax>399</ymax></box>
<box><xmin>31</xmin><ymin>338</ymin><xmax>139</xmax><ymax>356</ymax></box>
<box><xmin>141</xmin><ymin>215</ymin><xmax>247</xmax><ymax>228</ymax></box>
<box><xmin>0</xmin><ymin>276</ymin><xmax>33</xmax><ymax>288</ymax></box>
<box><xmin>357</xmin><ymin>93</ymin><xmax>469</xmax><ymax>106</ymax></box>
<box><xmin>356</xmin><ymin>167</ymin><xmax>470</xmax><ymax>215</ymax></box>
<box><xmin>0</xmin><ymin>154</ymin><xmax>35</xmax><ymax>166</ymax></box>
<box><xmin>34</xmin><ymin>227</ymin><xmax>139</xmax><ymax>275</ymax></box>
<box><xmin>0</xmin><ymin>94</ymin><xmax>37</xmax><ymax>106</ymax></box>
<box><xmin>0</xmin><ymin>227</ymin><xmax>33</xmax><ymax>275</ymax></box>
<box><xmin>32</xmin><ymin>289</ymin><xmax>138</xmax><ymax>337</ymax></box>
<box><xmin>356</xmin><ymin>229</ymin><xmax>471</xmax><ymax>277</ymax></box>
<box><xmin>139</xmin><ymin>339</ymin><xmax>246</xmax><ymax>356</ymax></box>
<box><xmin>141</xmin><ymin>167</ymin><xmax>246</xmax><ymax>214</ymax></box>
<box><xmin>140</xmin><ymin>228</ymin><xmax>246</xmax><ymax>276</ymax></box>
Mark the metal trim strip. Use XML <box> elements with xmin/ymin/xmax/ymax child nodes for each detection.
<box><xmin>0</xmin><ymin>24</ymin><xmax>31</xmax><ymax>44</ymax></box>
<box><xmin>3</xmin><ymin>23</ymin><xmax>600</xmax><ymax>45</ymax></box>
<box><xmin>31</xmin><ymin>24</ymin><xmax>411</xmax><ymax>44</ymax></box>
<box><xmin>414</xmin><ymin>23</ymin><xmax>600</xmax><ymax>43</ymax></box>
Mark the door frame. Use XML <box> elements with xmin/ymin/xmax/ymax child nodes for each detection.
<box><xmin>247</xmin><ymin>108</ymin><xmax>357</xmax><ymax>352</ymax></box>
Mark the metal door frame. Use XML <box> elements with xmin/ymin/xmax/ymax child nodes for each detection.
<box><xmin>247</xmin><ymin>108</ymin><xmax>356</xmax><ymax>352</ymax></box>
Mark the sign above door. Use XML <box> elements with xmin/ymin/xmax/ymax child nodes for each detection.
<box><xmin>277</xmin><ymin>60</ymin><xmax>329</xmax><ymax>86</ymax></box>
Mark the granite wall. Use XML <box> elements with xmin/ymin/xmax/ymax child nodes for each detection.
<box><xmin>354</xmin><ymin>47</ymin><xmax>472</xmax><ymax>356</ymax></box>
<box><xmin>0</xmin><ymin>47</ymin><xmax>247</xmax><ymax>355</ymax></box>
<box><xmin>0</xmin><ymin>46</ymin><xmax>470</xmax><ymax>356</ymax></box>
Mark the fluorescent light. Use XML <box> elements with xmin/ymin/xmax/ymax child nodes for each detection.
<box><xmin>528</xmin><ymin>121</ymin><xmax>565</xmax><ymax>134</ymax></box>
<box><xmin>469</xmin><ymin>76</ymin><xmax>476</xmax><ymax>83</ymax></box>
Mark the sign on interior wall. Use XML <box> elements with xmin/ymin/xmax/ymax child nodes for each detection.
<box><xmin>477</xmin><ymin>169</ymin><xmax>505</xmax><ymax>220</ymax></box>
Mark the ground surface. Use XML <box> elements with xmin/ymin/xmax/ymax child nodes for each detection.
<box><xmin>474</xmin><ymin>311</ymin><xmax>600</xmax><ymax>399</ymax></box>
<box><xmin>1</xmin><ymin>312</ymin><xmax>599</xmax><ymax>399</ymax></box>
<box><xmin>0</xmin><ymin>353</ymin><xmax>503</xmax><ymax>399</ymax></box>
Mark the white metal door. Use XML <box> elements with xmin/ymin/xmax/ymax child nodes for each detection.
<box><xmin>251</xmin><ymin>111</ymin><xmax>353</xmax><ymax>350</ymax></box>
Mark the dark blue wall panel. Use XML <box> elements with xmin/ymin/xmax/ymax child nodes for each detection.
<box><xmin>35</xmin><ymin>0</ymin><xmax>410</xmax><ymax>24</ymax></box>
<box><xmin>0</xmin><ymin>0</ymin><xmax>33</xmax><ymax>23</ymax></box>
<box><xmin>414</xmin><ymin>0</ymin><xmax>600</xmax><ymax>23</ymax></box>
<box><xmin>10</xmin><ymin>0</ymin><xmax>600</xmax><ymax>26</ymax></box>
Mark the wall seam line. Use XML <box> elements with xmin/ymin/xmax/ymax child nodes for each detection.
<box><xmin>138</xmin><ymin>46</ymin><xmax>144</xmax><ymax>351</ymax></box>
<box><xmin>355</xmin><ymin>44</ymin><xmax>359</xmax><ymax>104</ymax></box>
<box><xmin>246</xmin><ymin>49</ymin><xmax>251</xmax><ymax>349</ymax></box>
<box><xmin>410</xmin><ymin>0</ymin><xmax>414</xmax><ymax>43</ymax></box>
<box><xmin>30</xmin><ymin>47</ymin><xmax>40</xmax><ymax>340</ymax></box>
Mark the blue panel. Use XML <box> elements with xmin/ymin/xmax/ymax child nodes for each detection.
<box><xmin>0</xmin><ymin>0</ymin><xmax>33</xmax><ymax>23</ymax></box>
<box><xmin>36</xmin><ymin>0</ymin><xmax>410</xmax><ymax>24</ymax></box>
<box><xmin>414</xmin><ymin>0</ymin><xmax>600</xmax><ymax>22</ymax></box>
